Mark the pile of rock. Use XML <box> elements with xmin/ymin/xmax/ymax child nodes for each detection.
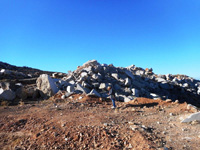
<box><xmin>35</xmin><ymin>60</ymin><xmax>200</xmax><ymax>106</ymax></box>
<box><xmin>1</xmin><ymin>60</ymin><xmax>200</xmax><ymax>107</ymax></box>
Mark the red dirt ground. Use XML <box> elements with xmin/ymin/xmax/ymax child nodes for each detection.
<box><xmin>0</xmin><ymin>94</ymin><xmax>200</xmax><ymax>150</ymax></box>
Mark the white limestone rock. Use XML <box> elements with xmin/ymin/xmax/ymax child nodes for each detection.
<box><xmin>36</xmin><ymin>74</ymin><xmax>59</xmax><ymax>98</ymax></box>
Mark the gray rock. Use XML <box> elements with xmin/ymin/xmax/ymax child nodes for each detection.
<box><xmin>124</xmin><ymin>70</ymin><xmax>135</xmax><ymax>80</ymax></box>
<box><xmin>82</xmin><ymin>81</ymin><xmax>91</xmax><ymax>88</ymax></box>
<box><xmin>183</xmin><ymin>83</ymin><xmax>189</xmax><ymax>88</ymax></box>
<box><xmin>125</xmin><ymin>78</ymin><xmax>131</xmax><ymax>87</ymax></box>
<box><xmin>87</xmin><ymin>89</ymin><xmax>101</xmax><ymax>97</ymax></box>
<box><xmin>124</xmin><ymin>87</ymin><xmax>132</xmax><ymax>94</ymax></box>
<box><xmin>82</xmin><ymin>60</ymin><xmax>100</xmax><ymax>67</ymax></box>
<box><xmin>65</xmin><ymin>92</ymin><xmax>74</xmax><ymax>97</ymax></box>
<box><xmin>80</xmin><ymin>72</ymin><xmax>88</xmax><ymax>78</ymax></box>
<box><xmin>135</xmin><ymin>70</ymin><xmax>144</xmax><ymax>76</ymax></box>
<box><xmin>111</xmin><ymin>73</ymin><xmax>119</xmax><ymax>80</ymax></box>
<box><xmin>91</xmin><ymin>74</ymin><xmax>101</xmax><ymax>81</ymax></box>
<box><xmin>150</xmin><ymin>93</ymin><xmax>160</xmax><ymax>99</ymax></box>
<box><xmin>36</xmin><ymin>74</ymin><xmax>59</xmax><ymax>98</ymax></box>
<box><xmin>197</xmin><ymin>87</ymin><xmax>200</xmax><ymax>95</ymax></box>
<box><xmin>156</xmin><ymin>78</ymin><xmax>166</xmax><ymax>83</ymax></box>
<box><xmin>160</xmin><ymin>82</ymin><xmax>171</xmax><ymax>90</ymax></box>
<box><xmin>181</xmin><ymin>112</ymin><xmax>200</xmax><ymax>123</ymax></box>
<box><xmin>92</xmin><ymin>82</ymin><xmax>100</xmax><ymax>88</ymax></box>
<box><xmin>99</xmin><ymin>83</ymin><xmax>106</xmax><ymax>90</ymax></box>
<box><xmin>83</xmin><ymin>66</ymin><xmax>93</xmax><ymax>73</ymax></box>
<box><xmin>0</xmin><ymin>88</ymin><xmax>16</xmax><ymax>101</ymax></box>
<box><xmin>132</xmin><ymin>88</ymin><xmax>139</xmax><ymax>97</ymax></box>
<box><xmin>76</xmin><ymin>83</ymin><xmax>90</xmax><ymax>94</ymax></box>
<box><xmin>66</xmin><ymin>85</ymin><xmax>75</xmax><ymax>93</ymax></box>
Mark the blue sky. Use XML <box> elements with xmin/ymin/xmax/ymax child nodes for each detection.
<box><xmin>0</xmin><ymin>0</ymin><xmax>200</xmax><ymax>79</ymax></box>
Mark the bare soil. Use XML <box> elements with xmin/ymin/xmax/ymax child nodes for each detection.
<box><xmin>0</xmin><ymin>95</ymin><xmax>200</xmax><ymax>150</ymax></box>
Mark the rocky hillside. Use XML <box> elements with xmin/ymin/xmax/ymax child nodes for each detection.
<box><xmin>0</xmin><ymin>61</ymin><xmax>55</xmax><ymax>79</ymax></box>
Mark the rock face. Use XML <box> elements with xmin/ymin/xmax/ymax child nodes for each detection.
<box><xmin>36</xmin><ymin>74</ymin><xmax>59</xmax><ymax>98</ymax></box>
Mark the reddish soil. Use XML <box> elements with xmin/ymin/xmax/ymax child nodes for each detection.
<box><xmin>0</xmin><ymin>95</ymin><xmax>200</xmax><ymax>150</ymax></box>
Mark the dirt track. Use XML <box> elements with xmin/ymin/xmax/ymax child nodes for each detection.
<box><xmin>0</xmin><ymin>95</ymin><xmax>200</xmax><ymax>150</ymax></box>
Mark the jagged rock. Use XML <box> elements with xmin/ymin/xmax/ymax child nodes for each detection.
<box><xmin>66</xmin><ymin>85</ymin><xmax>75</xmax><ymax>93</ymax></box>
<box><xmin>92</xmin><ymin>74</ymin><xmax>101</xmax><ymax>81</ymax></box>
<box><xmin>82</xmin><ymin>60</ymin><xmax>100</xmax><ymax>67</ymax></box>
<box><xmin>82</xmin><ymin>81</ymin><xmax>91</xmax><ymax>88</ymax></box>
<box><xmin>83</xmin><ymin>66</ymin><xmax>93</xmax><ymax>73</ymax></box>
<box><xmin>111</xmin><ymin>73</ymin><xmax>119</xmax><ymax>80</ymax></box>
<box><xmin>0</xmin><ymin>88</ymin><xmax>16</xmax><ymax>101</ymax></box>
<box><xmin>36</xmin><ymin>74</ymin><xmax>59</xmax><ymax>98</ymax></box>
<box><xmin>87</xmin><ymin>89</ymin><xmax>101</xmax><ymax>97</ymax></box>
<box><xmin>124</xmin><ymin>70</ymin><xmax>135</xmax><ymax>80</ymax></box>
<box><xmin>99</xmin><ymin>83</ymin><xmax>106</xmax><ymax>90</ymax></box>
<box><xmin>125</xmin><ymin>78</ymin><xmax>131</xmax><ymax>87</ymax></box>
<box><xmin>80</xmin><ymin>72</ymin><xmax>88</xmax><ymax>78</ymax></box>
<box><xmin>76</xmin><ymin>83</ymin><xmax>90</xmax><ymax>94</ymax></box>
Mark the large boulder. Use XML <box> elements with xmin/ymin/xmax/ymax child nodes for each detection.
<box><xmin>0</xmin><ymin>88</ymin><xmax>16</xmax><ymax>101</ymax></box>
<box><xmin>87</xmin><ymin>89</ymin><xmax>101</xmax><ymax>97</ymax></box>
<box><xmin>36</xmin><ymin>74</ymin><xmax>59</xmax><ymax>98</ymax></box>
<box><xmin>76</xmin><ymin>83</ymin><xmax>90</xmax><ymax>94</ymax></box>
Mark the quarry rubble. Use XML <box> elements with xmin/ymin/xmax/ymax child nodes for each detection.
<box><xmin>1</xmin><ymin>60</ymin><xmax>200</xmax><ymax>107</ymax></box>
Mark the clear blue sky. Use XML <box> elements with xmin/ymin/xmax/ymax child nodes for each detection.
<box><xmin>0</xmin><ymin>0</ymin><xmax>200</xmax><ymax>79</ymax></box>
